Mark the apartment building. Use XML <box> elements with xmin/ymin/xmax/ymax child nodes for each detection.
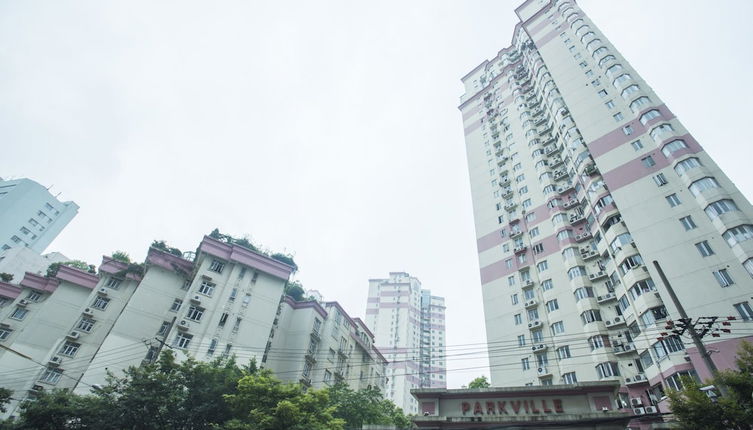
<box><xmin>0</xmin><ymin>178</ymin><xmax>78</xmax><ymax>253</ymax></box>
<box><xmin>365</xmin><ymin>272</ymin><xmax>446</xmax><ymax>414</ymax></box>
<box><xmin>459</xmin><ymin>0</ymin><xmax>753</xmax><ymax>412</ymax></box>
<box><xmin>263</xmin><ymin>296</ymin><xmax>387</xmax><ymax>391</ymax></box>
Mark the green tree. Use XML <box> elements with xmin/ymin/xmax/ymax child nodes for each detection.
<box><xmin>270</xmin><ymin>253</ymin><xmax>298</xmax><ymax>272</ymax></box>
<box><xmin>111</xmin><ymin>251</ymin><xmax>131</xmax><ymax>263</ymax></box>
<box><xmin>0</xmin><ymin>388</ymin><xmax>11</xmax><ymax>413</ymax></box>
<box><xmin>0</xmin><ymin>273</ymin><xmax>13</xmax><ymax>283</ymax></box>
<box><xmin>668</xmin><ymin>341</ymin><xmax>753</xmax><ymax>429</ymax></box>
<box><xmin>284</xmin><ymin>281</ymin><xmax>306</xmax><ymax>302</ymax></box>
<box><xmin>327</xmin><ymin>382</ymin><xmax>411</xmax><ymax>429</ymax></box>
<box><xmin>224</xmin><ymin>370</ymin><xmax>344</xmax><ymax>430</ymax></box>
<box><xmin>467</xmin><ymin>375</ymin><xmax>491</xmax><ymax>389</ymax></box>
<box><xmin>151</xmin><ymin>240</ymin><xmax>183</xmax><ymax>257</ymax></box>
<box><xmin>46</xmin><ymin>260</ymin><xmax>94</xmax><ymax>278</ymax></box>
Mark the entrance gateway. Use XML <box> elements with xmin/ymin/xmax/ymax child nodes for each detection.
<box><xmin>411</xmin><ymin>382</ymin><xmax>635</xmax><ymax>429</ymax></box>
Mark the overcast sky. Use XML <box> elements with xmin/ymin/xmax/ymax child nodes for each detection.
<box><xmin>2</xmin><ymin>0</ymin><xmax>752</xmax><ymax>389</ymax></box>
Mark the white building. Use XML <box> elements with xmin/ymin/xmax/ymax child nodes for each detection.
<box><xmin>459</xmin><ymin>0</ymin><xmax>753</xmax><ymax>411</ymax></box>
<box><xmin>0</xmin><ymin>178</ymin><xmax>78</xmax><ymax>253</ymax></box>
<box><xmin>365</xmin><ymin>272</ymin><xmax>446</xmax><ymax>414</ymax></box>
<box><xmin>0</xmin><ymin>246</ymin><xmax>69</xmax><ymax>283</ymax></box>
<box><xmin>264</xmin><ymin>297</ymin><xmax>387</xmax><ymax>391</ymax></box>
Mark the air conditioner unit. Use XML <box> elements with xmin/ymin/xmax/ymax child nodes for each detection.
<box><xmin>634</xmin><ymin>374</ymin><xmax>646</xmax><ymax>382</ymax></box>
<box><xmin>613</xmin><ymin>316</ymin><xmax>623</xmax><ymax>323</ymax></box>
<box><xmin>178</xmin><ymin>320</ymin><xmax>190</xmax><ymax>330</ymax></box>
<box><xmin>49</xmin><ymin>356</ymin><xmax>63</xmax><ymax>366</ymax></box>
<box><xmin>524</xmin><ymin>299</ymin><xmax>537</xmax><ymax>308</ymax></box>
<box><xmin>30</xmin><ymin>384</ymin><xmax>44</xmax><ymax>392</ymax></box>
<box><xmin>527</xmin><ymin>320</ymin><xmax>542</xmax><ymax>329</ymax></box>
<box><xmin>190</xmin><ymin>295</ymin><xmax>201</xmax><ymax>303</ymax></box>
<box><xmin>644</xmin><ymin>406</ymin><xmax>658</xmax><ymax>414</ymax></box>
<box><xmin>532</xmin><ymin>344</ymin><xmax>546</xmax><ymax>352</ymax></box>
<box><xmin>67</xmin><ymin>331</ymin><xmax>80</xmax><ymax>340</ymax></box>
<box><xmin>82</xmin><ymin>307</ymin><xmax>93</xmax><ymax>316</ymax></box>
<box><xmin>630</xmin><ymin>397</ymin><xmax>643</xmax><ymax>407</ymax></box>
<box><xmin>18</xmin><ymin>299</ymin><xmax>29</xmax><ymax>307</ymax></box>
<box><xmin>98</xmin><ymin>288</ymin><xmax>108</xmax><ymax>296</ymax></box>
<box><xmin>537</xmin><ymin>367</ymin><xmax>548</xmax><ymax>375</ymax></box>
<box><xmin>633</xmin><ymin>407</ymin><xmax>645</xmax><ymax>415</ymax></box>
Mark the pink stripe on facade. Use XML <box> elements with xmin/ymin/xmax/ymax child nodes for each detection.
<box><xmin>464</xmin><ymin>119</ymin><xmax>482</xmax><ymax>135</ymax></box>
<box><xmin>378</xmin><ymin>303</ymin><xmax>410</xmax><ymax>309</ymax></box>
<box><xmin>380</xmin><ymin>290</ymin><xmax>410</xmax><ymax>297</ymax></box>
<box><xmin>477</xmin><ymin>202</ymin><xmax>550</xmax><ymax>252</ymax></box>
<box><xmin>20</xmin><ymin>273</ymin><xmax>60</xmax><ymax>293</ymax></box>
<box><xmin>601</xmin><ymin>134</ymin><xmax>702</xmax><ymax>192</ymax></box>
<box><xmin>461</xmin><ymin>103</ymin><xmax>481</xmax><ymax>121</ymax></box>
<box><xmin>55</xmin><ymin>265</ymin><xmax>98</xmax><ymax>289</ymax></box>
<box><xmin>588</xmin><ymin>105</ymin><xmax>675</xmax><ymax>158</ymax></box>
<box><xmin>533</xmin><ymin>26</ymin><xmax>562</xmax><ymax>49</ymax></box>
<box><xmin>479</xmin><ymin>233</ymin><xmax>562</xmax><ymax>284</ymax></box>
<box><xmin>365</xmin><ymin>308</ymin><xmax>378</xmax><ymax>314</ymax></box>
<box><xmin>199</xmin><ymin>236</ymin><xmax>295</xmax><ymax>281</ymax></box>
<box><xmin>367</xmin><ymin>297</ymin><xmax>379</xmax><ymax>303</ymax></box>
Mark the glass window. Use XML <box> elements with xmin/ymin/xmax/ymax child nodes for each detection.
<box><xmin>629</xmin><ymin>96</ymin><xmax>651</xmax><ymax>113</ymax></box>
<box><xmin>734</xmin><ymin>302</ymin><xmax>753</xmax><ymax>321</ymax></box>
<box><xmin>580</xmin><ymin>309</ymin><xmax>602</xmax><ymax>324</ymax></box>
<box><xmin>723</xmin><ymin>225</ymin><xmax>753</xmax><ymax>247</ymax></box>
<box><xmin>557</xmin><ymin>345</ymin><xmax>571</xmax><ymax>359</ymax></box>
<box><xmin>650</xmin><ymin>124</ymin><xmax>675</xmax><ymax>142</ymax></box>
<box><xmin>612</xmin><ymin>74</ymin><xmax>632</xmax><ymax>87</ymax></box>
<box><xmin>546</xmin><ymin>299</ymin><xmax>559</xmax><ymax>312</ymax></box>
<box><xmin>604</xmin><ymin>64</ymin><xmax>623</xmax><ymax>78</ymax></box>
<box><xmin>621</xmin><ymin>84</ymin><xmax>640</xmax><ymax>99</ymax></box>
<box><xmin>661</xmin><ymin>139</ymin><xmax>689</xmax><ymax>157</ymax></box>
<box><xmin>641</xmin><ymin>156</ymin><xmax>656</xmax><ymax>167</ymax></box>
<box><xmin>689</xmin><ymin>177</ymin><xmax>720</xmax><ymax>196</ymax></box>
<box><xmin>679</xmin><ymin>215</ymin><xmax>697</xmax><ymax>231</ymax></box>
<box><xmin>674</xmin><ymin>157</ymin><xmax>702</xmax><ymax>176</ymax></box>
<box><xmin>695</xmin><ymin>241</ymin><xmax>714</xmax><ymax>257</ymax></box>
<box><xmin>598</xmin><ymin>55</ymin><xmax>616</xmax><ymax>68</ymax></box>
<box><xmin>630</xmin><ymin>140</ymin><xmax>643</xmax><ymax>151</ymax></box>
<box><xmin>705</xmin><ymin>199</ymin><xmax>739</xmax><ymax>219</ymax></box>
<box><xmin>573</xmin><ymin>287</ymin><xmax>595</xmax><ymax>301</ymax></box>
<box><xmin>562</xmin><ymin>372</ymin><xmax>577</xmax><ymax>384</ymax></box>
<box><xmin>713</xmin><ymin>269</ymin><xmax>734</xmax><ymax>287</ymax></box>
<box><xmin>654</xmin><ymin>173</ymin><xmax>668</xmax><ymax>186</ymax></box>
<box><xmin>568</xmin><ymin>266</ymin><xmax>586</xmax><ymax>279</ymax></box>
<box><xmin>665</xmin><ymin>194</ymin><xmax>681</xmax><ymax>207</ymax></box>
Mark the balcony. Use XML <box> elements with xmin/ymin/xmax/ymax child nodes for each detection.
<box><xmin>524</xmin><ymin>299</ymin><xmax>538</xmax><ymax>309</ymax></box>
<box><xmin>557</xmin><ymin>182</ymin><xmax>575</xmax><ymax>194</ymax></box>
<box><xmin>502</xmin><ymin>188</ymin><xmax>513</xmax><ymax>198</ymax></box>
<box><xmin>510</xmin><ymin>229</ymin><xmax>524</xmax><ymax>239</ymax></box>
<box><xmin>583</xmin><ymin>163</ymin><xmax>598</xmax><ymax>175</ymax></box>
<box><xmin>504</xmin><ymin>201</ymin><xmax>518</xmax><ymax>211</ymax></box>
<box><xmin>500</xmin><ymin>177</ymin><xmax>511</xmax><ymax>187</ymax></box>
<box><xmin>562</xmin><ymin>198</ymin><xmax>579</xmax><ymax>209</ymax></box>
<box><xmin>337</xmin><ymin>347</ymin><xmax>349</xmax><ymax>358</ymax></box>
<box><xmin>613</xmin><ymin>342</ymin><xmax>637</xmax><ymax>355</ymax></box>
<box><xmin>513</xmin><ymin>245</ymin><xmax>528</xmax><ymax>254</ymax></box>
<box><xmin>625</xmin><ymin>373</ymin><xmax>649</xmax><ymax>386</ymax></box>
<box><xmin>575</xmin><ymin>231</ymin><xmax>593</xmax><ymax>242</ymax></box>
<box><xmin>310</xmin><ymin>330</ymin><xmax>321</xmax><ymax>341</ymax></box>
<box><xmin>549</xmin><ymin>156</ymin><xmax>564</xmax><ymax>168</ymax></box>
<box><xmin>552</xmin><ymin>170</ymin><xmax>569</xmax><ymax>181</ymax></box>
<box><xmin>522</xmin><ymin>279</ymin><xmax>535</xmax><ymax>288</ymax></box>
<box><xmin>605</xmin><ymin>316</ymin><xmax>627</xmax><ymax>329</ymax></box>
<box><xmin>580</xmin><ymin>247</ymin><xmax>599</xmax><ymax>260</ymax></box>
<box><xmin>569</xmin><ymin>213</ymin><xmax>586</xmax><ymax>225</ymax></box>
<box><xmin>588</xmin><ymin>270</ymin><xmax>608</xmax><ymax>281</ymax></box>
<box><xmin>596</xmin><ymin>292</ymin><xmax>616</xmax><ymax>303</ymax></box>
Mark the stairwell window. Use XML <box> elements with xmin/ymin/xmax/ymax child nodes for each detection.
<box><xmin>541</xmin><ymin>279</ymin><xmax>554</xmax><ymax>291</ymax></box>
<box><xmin>59</xmin><ymin>341</ymin><xmax>80</xmax><ymax>357</ymax></box>
<box><xmin>557</xmin><ymin>345</ymin><xmax>571</xmax><ymax>359</ymax></box>
<box><xmin>723</xmin><ymin>225</ymin><xmax>753</xmax><ymax>247</ymax></box>
<box><xmin>705</xmin><ymin>199</ymin><xmax>739</xmax><ymax>219</ymax></box>
<box><xmin>695</xmin><ymin>241</ymin><xmax>715</xmax><ymax>257</ymax></box>
<box><xmin>186</xmin><ymin>306</ymin><xmax>205</xmax><ymax>322</ymax></box>
<box><xmin>517</xmin><ymin>335</ymin><xmax>526</xmax><ymax>347</ymax></box>
<box><xmin>546</xmin><ymin>299</ymin><xmax>559</xmax><ymax>312</ymax></box>
<box><xmin>653</xmin><ymin>173</ymin><xmax>668</xmax><ymax>186</ymax></box>
<box><xmin>713</xmin><ymin>269</ymin><xmax>734</xmax><ymax>287</ymax></box>
<box><xmin>674</xmin><ymin>157</ymin><xmax>702</xmax><ymax>176</ymax></box>
<box><xmin>613</xmin><ymin>112</ymin><xmax>624</xmax><ymax>122</ymax></box>
<box><xmin>689</xmin><ymin>177</ymin><xmax>720</xmax><ymax>196</ymax></box>
<box><xmin>92</xmin><ymin>296</ymin><xmax>110</xmax><ymax>311</ymax></box>
<box><xmin>665</xmin><ymin>194</ymin><xmax>681</xmax><ymax>207</ymax></box>
<box><xmin>679</xmin><ymin>215</ymin><xmax>697</xmax><ymax>231</ymax></box>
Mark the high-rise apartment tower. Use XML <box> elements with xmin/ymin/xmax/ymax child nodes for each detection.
<box><xmin>460</xmin><ymin>0</ymin><xmax>753</xmax><ymax>407</ymax></box>
<box><xmin>0</xmin><ymin>178</ymin><xmax>78</xmax><ymax>253</ymax></box>
<box><xmin>365</xmin><ymin>272</ymin><xmax>446</xmax><ymax>414</ymax></box>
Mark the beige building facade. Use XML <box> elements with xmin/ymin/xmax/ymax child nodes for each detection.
<box><xmin>460</xmin><ymin>0</ymin><xmax>753</xmax><ymax>418</ymax></box>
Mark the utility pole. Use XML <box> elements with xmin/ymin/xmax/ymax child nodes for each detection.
<box><xmin>653</xmin><ymin>261</ymin><xmax>723</xmax><ymax>390</ymax></box>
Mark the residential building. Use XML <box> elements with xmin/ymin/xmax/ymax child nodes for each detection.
<box><xmin>365</xmin><ymin>272</ymin><xmax>446</xmax><ymax>414</ymax></box>
<box><xmin>0</xmin><ymin>246</ymin><xmax>69</xmax><ymax>282</ymax></box>
<box><xmin>263</xmin><ymin>296</ymin><xmax>387</xmax><ymax>391</ymax></box>
<box><xmin>459</xmin><ymin>0</ymin><xmax>753</xmax><ymax>412</ymax></box>
<box><xmin>0</xmin><ymin>178</ymin><xmax>78</xmax><ymax>253</ymax></box>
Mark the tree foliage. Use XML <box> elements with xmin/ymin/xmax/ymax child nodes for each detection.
<box><xmin>45</xmin><ymin>260</ymin><xmax>95</xmax><ymax>278</ymax></box>
<box><xmin>668</xmin><ymin>340</ymin><xmax>753</xmax><ymax>429</ymax></box>
<box><xmin>270</xmin><ymin>253</ymin><xmax>298</xmax><ymax>273</ymax></box>
<box><xmin>151</xmin><ymin>240</ymin><xmax>183</xmax><ymax>257</ymax></box>
<box><xmin>2</xmin><ymin>351</ymin><xmax>410</xmax><ymax>430</ymax></box>
<box><xmin>110</xmin><ymin>251</ymin><xmax>131</xmax><ymax>263</ymax></box>
<box><xmin>467</xmin><ymin>375</ymin><xmax>491</xmax><ymax>389</ymax></box>
<box><xmin>0</xmin><ymin>273</ymin><xmax>13</xmax><ymax>283</ymax></box>
<box><xmin>284</xmin><ymin>280</ymin><xmax>306</xmax><ymax>302</ymax></box>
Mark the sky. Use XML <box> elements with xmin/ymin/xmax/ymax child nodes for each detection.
<box><xmin>1</xmin><ymin>0</ymin><xmax>752</xmax><ymax>389</ymax></box>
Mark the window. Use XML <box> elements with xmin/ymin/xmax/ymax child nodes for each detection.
<box><xmin>186</xmin><ymin>305</ymin><xmax>205</xmax><ymax>321</ymax></box>
<box><xmin>567</xmin><ymin>266</ymin><xmax>586</xmax><ymax>280</ymax></box>
<box><xmin>511</xmin><ymin>294</ymin><xmax>519</xmax><ymax>305</ymax></box>
<box><xmin>521</xmin><ymin>358</ymin><xmax>530</xmax><ymax>370</ymax></box>
<box><xmin>27</xmin><ymin>291</ymin><xmax>41</xmax><ymax>301</ymax></box>
<box><xmin>77</xmin><ymin>317</ymin><xmax>95</xmax><ymax>332</ymax></box>
<box><xmin>524</xmin><ymin>288</ymin><xmax>535</xmax><ymax>300</ymax></box>
<box><xmin>604</xmin><ymin>64</ymin><xmax>623</xmax><ymax>78</ymax></box>
<box><xmin>59</xmin><ymin>341</ymin><xmax>81</xmax><ymax>357</ymax></box>
<box><xmin>558</xmin><ymin>230</ymin><xmax>575</xmax><ymax>242</ymax></box>
<box><xmin>734</xmin><ymin>302</ymin><xmax>753</xmax><ymax>321</ymax></box>
<box><xmin>694</xmin><ymin>241</ymin><xmax>714</xmax><ymax>257</ymax></box>
<box><xmin>556</xmin><ymin>345</ymin><xmax>571</xmax><ymax>359</ymax></box>
<box><xmin>650</xmin><ymin>124</ymin><xmax>675</xmax><ymax>142</ymax></box>
<box><xmin>641</xmin><ymin>156</ymin><xmax>656</xmax><ymax>167</ymax></box>
<box><xmin>723</xmin><ymin>225</ymin><xmax>753</xmax><ymax>247</ymax></box>
<box><xmin>40</xmin><ymin>367</ymin><xmax>63</xmax><ymax>384</ymax></box>
<box><xmin>529</xmin><ymin>227</ymin><xmax>540</xmax><ymax>238</ymax></box>
<box><xmin>157</xmin><ymin>321</ymin><xmax>171</xmax><ymax>336</ymax></box>
<box><xmin>591</xmin><ymin>79</ymin><xmax>601</xmax><ymax>87</ymax></box>
<box><xmin>546</xmin><ymin>299</ymin><xmax>559</xmax><ymax>312</ymax></box>
<box><xmin>713</xmin><ymin>269</ymin><xmax>734</xmax><ymax>287</ymax></box>
<box><xmin>174</xmin><ymin>332</ymin><xmax>193</xmax><ymax>349</ymax></box>
<box><xmin>580</xmin><ymin>309</ymin><xmax>602</xmax><ymax>324</ymax></box>
<box><xmin>640</xmin><ymin>351</ymin><xmax>654</xmax><ymax>369</ymax></box>
<box><xmin>622</xmin><ymin>125</ymin><xmax>634</xmax><ymax>136</ymax></box>
<box><xmin>621</xmin><ymin>85</ymin><xmax>640</xmax><ymax>99</ymax></box>
<box><xmin>674</xmin><ymin>157</ymin><xmax>703</xmax><ymax>176</ymax></box>
<box><xmin>640</xmin><ymin>306</ymin><xmax>668</xmax><ymax>326</ymax></box>
<box><xmin>571</xmin><ymin>288</ymin><xmax>594</xmax><ymax>303</ymax></box>
<box><xmin>537</xmin><ymin>261</ymin><xmax>549</xmax><ymax>272</ymax></box>
<box><xmin>209</xmin><ymin>260</ymin><xmax>225</xmax><ymax>273</ymax></box>
<box><xmin>551</xmin><ymin>321</ymin><xmax>565</xmax><ymax>335</ymax></box>
<box><xmin>517</xmin><ymin>335</ymin><xmax>526</xmax><ymax>347</ymax></box>
<box><xmin>519</xmin><ymin>185</ymin><xmax>529</xmax><ymax>194</ymax></box>
<box><xmin>598</xmin><ymin>89</ymin><xmax>607</xmax><ymax>98</ymax></box>
<box><xmin>170</xmin><ymin>299</ymin><xmax>183</xmax><ymax>312</ymax></box>
<box><xmin>705</xmin><ymin>199</ymin><xmax>739</xmax><ymax>219</ymax></box>
<box><xmin>92</xmin><ymin>296</ymin><xmax>110</xmax><ymax>310</ymax></box>
<box><xmin>665</xmin><ymin>194</ymin><xmax>681</xmax><ymax>207</ymax></box>
<box><xmin>689</xmin><ymin>177</ymin><xmax>720</xmax><ymax>196</ymax></box>
<box><xmin>514</xmin><ymin>314</ymin><xmax>523</xmax><ymax>325</ymax></box>
<box><xmin>562</xmin><ymin>372</ymin><xmax>577</xmax><ymax>384</ymax></box>
<box><xmin>653</xmin><ymin>173</ymin><xmax>668</xmax><ymax>186</ymax></box>
<box><xmin>618</xmin><ymin>254</ymin><xmax>644</xmax><ymax>274</ymax></box>
<box><xmin>198</xmin><ymin>280</ymin><xmax>216</xmax><ymax>296</ymax></box>
<box><xmin>105</xmin><ymin>277</ymin><xmax>122</xmax><ymax>289</ymax></box>
<box><xmin>11</xmin><ymin>235</ymin><xmax>21</xmax><ymax>244</ymax></box>
<box><xmin>0</xmin><ymin>328</ymin><xmax>11</xmax><ymax>341</ymax></box>
<box><xmin>639</xmin><ymin>109</ymin><xmax>662</xmax><ymax>125</ymax></box>
<box><xmin>613</xmin><ymin>112</ymin><xmax>624</xmax><ymax>122</ymax></box>
<box><xmin>589</xmin><ymin>335</ymin><xmax>609</xmax><ymax>350</ymax></box>
<box><xmin>596</xmin><ymin>362</ymin><xmax>620</xmax><ymax>378</ymax></box>
<box><xmin>541</xmin><ymin>279</ymin><xmax>553</xmax><ymax>291</ymax></box>
<box><xmin>528</xmin><ymin>309</ymin><xmax>539</xmax><ymax>321</ymax></box>
<box><xmin>629</xmin><ymin>96</ymin><xmax>651</xmax><ymax>112</ymax></box>
<box><xmin>628</xmin><ymin>279</ymin><xmax>656</xmax><ymax>300</ymax></box>
<box><xmin>508</xmin><ymin>276</ymin><xmax>516</xmax><ymax>287</ymax></box>
<box><xmin>679</xmin><ymin>216</ymin><xmax>697</xmax><ymax>231</ymax></box>
<box><xmin>598</xmin><ymin>55</ymin><xmax>616</xmax><ymax>67</ymax></box>
<box><xmin>522</xmin><ymin>199</ymin><xmax>532</xmax><ymax>209</ymax></box>
<box><xmin>605</xmin><ymin>100</ymin><xmax>615</xmax><ymax>109</ymax></box>
<box><xmin>660</xmin><ymin>139</ymin><xmax>688</xmax><ymax>158</ymax></box>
